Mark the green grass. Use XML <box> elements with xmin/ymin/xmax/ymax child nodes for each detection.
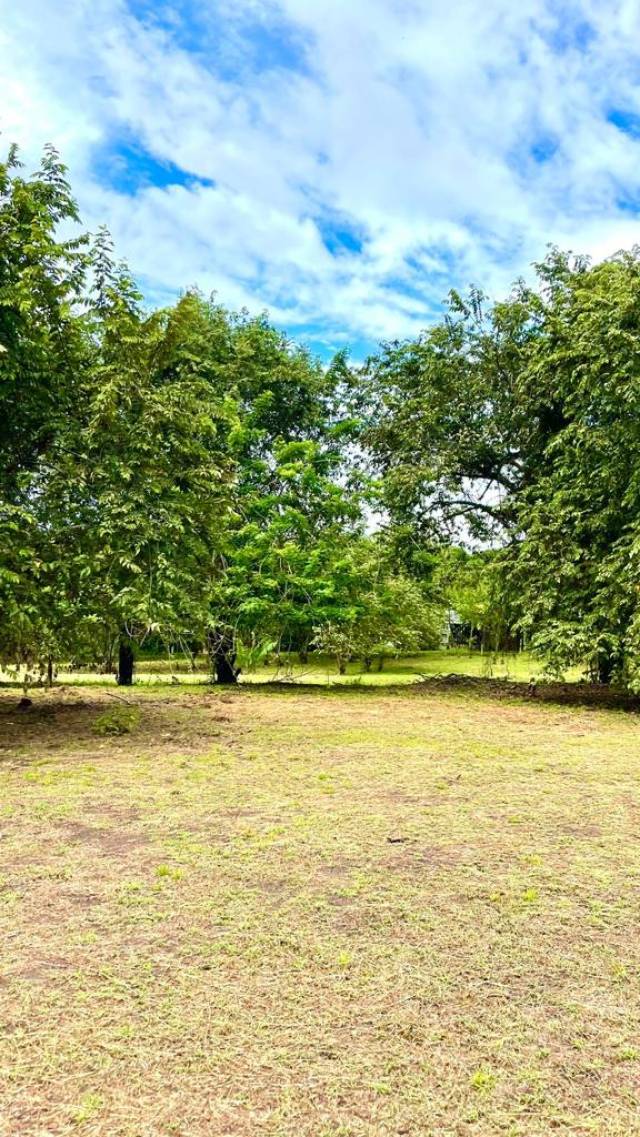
<box><xmin>0</xmin><ymin>682</ymin><xmax>639</xmax><ymax>1134</ymax></box>
<box><xmin>1</xmin><ymin>648</ymin><xmax>583</xmax><ymax>689</ymax></box>
<box><xmin>239</xmin><ymin>647</ymin><xmax>582</xmax><ymax>686</ymax></box>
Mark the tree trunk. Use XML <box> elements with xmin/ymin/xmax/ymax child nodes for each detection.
<box><xmin>208</xmin><ymin>628</ymin><xmax>238</xmax><ymax>685</ymax></box>
<box><xmin>597</xmin><ymin>653</ymin><xmax>614</xmax><ymax>686</ymax></box>
<box><xmin>102</xmin><ymin>631</ymin><xmax>117</xmax><ymax>674</ymax></box>
<box><xmin>117</xmin><ymin>636</ymin><xmax>135</xmax><ymax>686</ymax></box>
<box><xmin>47</xmin><ymin>655</ymin><xmax>54</xmax><ymax>686</ymax></box>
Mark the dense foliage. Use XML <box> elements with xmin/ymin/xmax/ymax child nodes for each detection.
<box><xmin>365</xmin><ymin>251</ymin><xmax>640</xmax><ymax>684</ymax></box>
<box><xmin>0</xmin><ymin>147</ymin><xmax>436</xmax><ymax>684</ymax></box>
<box><xmin>4</xmin><ymin>144</ymin><xmax>640</xmax><ymax>686</ymax></box>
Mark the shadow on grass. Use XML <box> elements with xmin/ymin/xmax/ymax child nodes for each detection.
<box><xmin>1</xmin><ymin>673</ymin><xmax>639</xmax><ymax>713</ymax></box>
<box><xmin>252</xmin><ymin>673</ymin><xmax>640</xmax><ymax>711</ymax></box>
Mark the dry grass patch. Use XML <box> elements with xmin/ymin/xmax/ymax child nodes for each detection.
<box><xmin>1</xmin><ymin>685</ymin><xmax>639</xmax><ymax>1135</ymax></box>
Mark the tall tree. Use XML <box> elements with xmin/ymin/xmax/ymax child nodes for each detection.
<box><xmin>152</xmin><ymin>291</ymin><xmax>359</xmax><ymax>682</ymax></box>
<box><xmin>70</xmin><ymin>261</ymin><xmax>236</xmax><ymax>683</ymax></box>
<box><xmin>365</xmin><ymin>249</ymin><xmax>640</xmax><ymax>686</ymax></box>
<box><xmin>363</xmin><ymin>283</ymin><xmax>545</xmax><ymax>543</ymax></box>
<box><xmin>0</xmin><ymin>145</ymin><xmax>92</xmax><ymax>676</ymax></box>
<box><xmin>507</xmin><ymin>250</ymin><xmax>640</xmax><ymax>685</ymax></box>
<box><xmin>0</xmin><ymin>151</ymin><xmax>237</xmax><ymax>683</ymax></box>
<box><xmin>208</xmin><ymin>439</ymin><xmax>364</xmax><ymax>679</ymax></box>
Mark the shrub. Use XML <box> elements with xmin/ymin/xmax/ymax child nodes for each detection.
<box><xmin>92</xmin><ymin>706</ymin><xmax>140</xmax><ymax>736</ymax></box>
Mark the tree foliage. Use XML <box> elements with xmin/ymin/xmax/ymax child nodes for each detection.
<box><xmin>365</xmin><ymin>249</ymin><xmax>640</xmax><ymax>686</ymax></box>
<box><xmin>0</xmin><ymin>146</ymin><xmax>366</xmax><ymax>684</ymax></box>
<box><xmin>505</xmin><ymin>252</ymin><xmax>640</xmax><ymax>684</ymax></box>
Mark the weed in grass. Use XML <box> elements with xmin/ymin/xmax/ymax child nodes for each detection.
<box><xmin>471</xmin><ymin>1067</ymin><xmax>497</xmax><ymax>1092</ymax></box>
<box><xmin>72</xmin><ymin>1092</ymin><xmax>104</xmax><ymax>1124</ymax></box>
<box><xmin>92</xmin><ymin>706</ymin><xmax>140</xmax><ymax>736</ymax></box>
<box><xmin>76</xmin><ymin>931</ymin><xmax>98</xmax><ymax>945</ymax></box>
<box><xmin>155</xmin><ymin>864</ymin><xmax>184</xmax><ymax>881</ymax></box>
<box><xmin>371</xmin><ymin>1081</ymin><xmax>391</xmax><ymax>1094</ymax></box>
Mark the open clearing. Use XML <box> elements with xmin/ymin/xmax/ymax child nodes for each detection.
<box><xmin>1</xmin><ymin>684</ymin><xmax>639</xmax><ymax>1136</ymax></box>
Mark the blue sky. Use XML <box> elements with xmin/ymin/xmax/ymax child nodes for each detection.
<box><xmin>3</xmin><ymin>0</ymin><xmax>640</xmax><ymax>359</ymax></box>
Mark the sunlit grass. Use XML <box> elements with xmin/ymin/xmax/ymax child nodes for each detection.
<box><xmin>240</xmin><ymin>648</ymin><xmax>584</xmax><ymax>686</ymax></box>
<box><xmin>0</xmin><ymin>648</ymin><xmax>584</xmax><ymax>688</ymax></box>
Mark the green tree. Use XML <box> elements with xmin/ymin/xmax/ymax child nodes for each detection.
<box><xmin>75</xmin><ymin>262</ymin><xmax>236</xmax><ymax>684</ymax></box>
<box><xmin>0</xmin><ymin>144</ymin><xmax>89</xmax><ymax>490</ymax></box>
<box><xmin>154</xmin><ymin>291</ymin><xmax>359</xmax><ymax>683</ymax></box>
<box><xmin>0</xmin><ymin>151</ymin><xmax>237</xmax><ymax>685</ymax></box>
<box><xmin>314</xmin><ymin>543</ymin><xmax>442</xmax><ymax>674</ymax></box>
<box><xmin>363</xmin><ymin>282</ymin><xmax>546</xmax><ymax>543</ymax></box>
<box><xmin>209</xmin><ymin>439</ymin><xmax>364</xmax><ymax>680</ymax></box>
<box><xmin>0</xmin><ymin>145</ymin><xmax>93</xmax><ymax>678</ymax></box>
<box><xmin>365</xmin><ymin>248</ymin><xmax>640</xmax><ymax>687</ymax></box>
<box><xmin>435</xmin><ymin>548</ymin><xmax>512</xmax><ymax>652</ymax></box>
<box><xmin>506</xmin><ymin>250</ymin><xmax>640</xmax><ymax>685</ymax></box>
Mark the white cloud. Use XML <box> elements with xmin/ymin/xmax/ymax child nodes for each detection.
<box><xmin>2</xmin><ymin>0</ymin><xmax>640</xmax><ymax>352</ymax></box>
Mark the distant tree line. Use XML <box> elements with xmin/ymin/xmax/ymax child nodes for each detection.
<box><xmin>2</xmin><ymin>144</ymin><xmax>640</xmax><ymax>686</ymax></box>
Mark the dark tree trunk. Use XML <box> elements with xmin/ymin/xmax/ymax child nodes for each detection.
<box><xmin>597</xmin><ymin>653</ymin><xmax>614</xmax><ymax>686</ymax></box>
<box><xmin>117</xmin><ymin>637</ymin><xmax>135</xmax><ymax>686</ymax></box>
<box><xmin>47</xmin><ymin>655</ymin><xmax>54</xmax><ymax>686</ymax></box>
<box><xmin>207</xmin><ymin>628</ymin><xmax>239</xmax><ymax>685</ymax></box>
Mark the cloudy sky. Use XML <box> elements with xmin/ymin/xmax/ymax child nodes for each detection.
<box><xmin>2</xmin><ymin>0</ymin><xmax>640</xmax><ymax>357</ymax></box>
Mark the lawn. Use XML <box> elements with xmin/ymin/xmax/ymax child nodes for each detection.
<box><xmin>5</xmin><ymin>648</ymin><xmax>582</xmax><ymax>688</ymax></box>
<box><xmin>1</xmin><ymin>683</ymin><xmax>639</xmax><ymax>1135</ymax></box>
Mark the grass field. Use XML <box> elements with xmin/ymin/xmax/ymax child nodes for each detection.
<box><xmin>1</xmin><ymin>683</ymin><xmax>639</xmax><ymax>1135</ymax></box>
<box><xmin>2</xmin><ymin>649</ymin><xmax>582</xmax><ymax>688</ymax></box>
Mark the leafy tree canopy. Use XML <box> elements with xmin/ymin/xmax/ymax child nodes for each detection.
<box><xmin>364</xmin><ymin>248</ymin><xmax>640</xmax><ymax>686</ymax></box>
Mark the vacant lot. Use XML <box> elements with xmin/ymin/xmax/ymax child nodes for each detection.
<box><xmin>1</xmin><ymin>685</ymin><xmax>639</xmax><ymax>1136</ymax></box>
